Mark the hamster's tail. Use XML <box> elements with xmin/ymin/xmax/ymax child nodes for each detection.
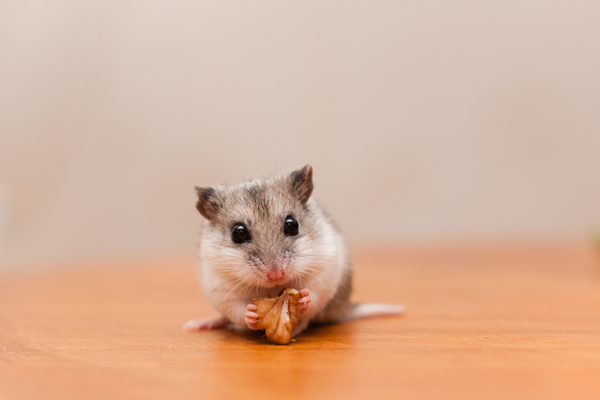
<box><xmin>345</xmin><ymin>303</ymin><xmax>405</xmax><ymax>322</ymax></box>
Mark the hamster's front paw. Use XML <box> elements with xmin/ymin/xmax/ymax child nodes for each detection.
<box><xmin>245</xmin><ymin>303</ymin><xmax>259</xmax><ymax>330</ymax></box>
<box><xmin>298</xmin><ymin>289</ymin><xmax>311</xmax><ymax>315</ymax></box>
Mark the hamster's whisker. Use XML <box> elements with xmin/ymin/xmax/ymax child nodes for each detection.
<box><xmin>172</xmin><ymin>276</ymin><xmax>202</xmax><ymax>293</ymax></box>
<box><xmin>153</xmin><ymin>265</ymin><xmax>199</xmax><ymax>284</ymax></box>
<box><xmin>295</xmin><ymin>269</ymin><xmax>327</xmax><ymax>280</ymax></box>
<box><xmin>235</xmin><ymin>274</ymin><xmax>263</xmax><ymax>297</ymax></box>
<box><xmin>228</xmin><ymin>276</ymin><xmax>253</xmax><ymax>295</ymax></box>
<box><xmin>293</xmin><ymin>254</ymin><xmax>337</xmax><ymax>258</ymax></box>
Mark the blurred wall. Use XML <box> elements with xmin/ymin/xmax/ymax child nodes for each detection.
<box><xmin>1</xmin><ymin>1</ymin><xmax>599</xmax><ymax>269</ymax></box>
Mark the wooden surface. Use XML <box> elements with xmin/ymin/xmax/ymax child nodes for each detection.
<box><xmin>1</xmin><ymin>243</ymin><xmax>600</xmax><ymax>400</ymax></box>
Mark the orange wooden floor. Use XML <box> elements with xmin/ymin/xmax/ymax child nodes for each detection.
<box><xmin>1</xmin><ymin>242</ymin><xmax>600</xmax><ymax>400</ymax></box>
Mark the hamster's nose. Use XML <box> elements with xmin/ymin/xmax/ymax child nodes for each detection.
<box><xmin>266</xmin><ymin>267</ymin><xmax>285</xmax><ymax>282</ymax></box>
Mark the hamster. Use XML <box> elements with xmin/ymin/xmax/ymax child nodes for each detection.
<box><xmin>183</xmin><ymin>165</ymin><xmax>404</xmax><ymax>336</ymax></box>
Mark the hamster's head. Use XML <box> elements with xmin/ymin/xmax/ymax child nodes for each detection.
<box><xmin>195</xmin><ymin>165</ymin><xmax>330</xmax><ymax>288</ymax></box>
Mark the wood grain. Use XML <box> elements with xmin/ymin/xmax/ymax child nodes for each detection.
<box><xmin>1</xmin><ymin>243</ymin><xmax>599</xmax><ymax>400</ymax></box>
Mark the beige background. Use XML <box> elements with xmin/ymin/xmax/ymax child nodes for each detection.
<box><xmin>1</xmin><ymin>1</ymin><xmax>599</xmax><ymax>270</ymax></box>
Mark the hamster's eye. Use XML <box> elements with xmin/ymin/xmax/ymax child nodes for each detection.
<box><xmin>284</xmin><ymin>217</ymin><xmax>299</xmax><ymax>236</ymax></box>
<box><xmin>231</xmin><ymin>224</ymin><xmax>251</xmax><ymax>244</ymax></box>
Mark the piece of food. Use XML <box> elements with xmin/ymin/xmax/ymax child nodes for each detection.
<box><xmin>252</xmin><ymin>288</ymin><xmax>301</xmax><ymax>344</ymax></box>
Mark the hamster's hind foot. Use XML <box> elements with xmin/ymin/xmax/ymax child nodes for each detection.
<box><xmin>183</xmin><ymin>316</ymin><xmax>230</xmax><ymax>331</ymax></box>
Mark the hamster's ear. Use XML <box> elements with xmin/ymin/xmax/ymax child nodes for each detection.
<box><xmin>289</xmin><ymin>164</ymin><xmax>313</xmax><ymax>204</ymax></box>
<box><xmin>194</xmin><ymin>186</ymin><xmax>221</xmax><ymax>221</ymax></box>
